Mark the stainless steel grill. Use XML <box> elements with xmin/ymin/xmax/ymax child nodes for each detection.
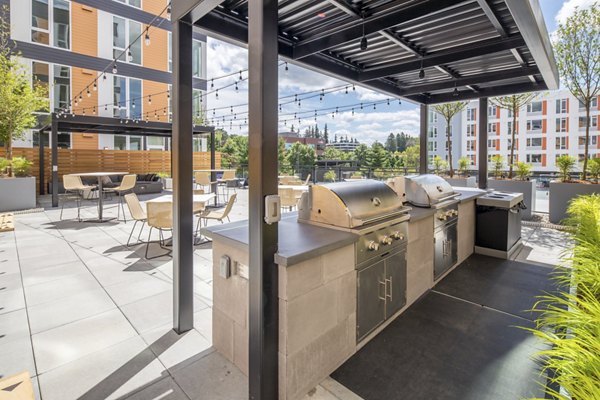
<box><xmin>297</xmin><ymin>179</ymin><xmax>411</xmax><ymax>342</ymax></box>
<box><xmin>404</xmin><ymin>174</ymin><xmax>460</xmax><ymax>280</ymax></box>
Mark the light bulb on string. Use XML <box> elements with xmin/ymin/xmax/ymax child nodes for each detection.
<box><xmin>345</xmin><ymin>86</ymin><xmax>348</xmax><ymax>94</ymax></box>
<box><xmin>132</xmin><ymin>100</ymin><xmax>136</xmax><ymax>109</ymax></box>
<box><xmin>360</xmin><ymin>13</ymin><xmax>368</xmax><ymax>51</ymax></box>
<box><xmin>112</xmin><ymin>63</ymin><xmax>118</xmax><ymax>74</ymax></box>
<box><xmin>210</xmin><ymin>79</ymin><xmax>214</xmax><ymax>89</ymax></box>
<box><xmin>93</xmin><ymin>82</ymin><xmax>97</xmax><ymax>91</ymax></box>
<box><xmin>285</xmin><ymin>62</ymin><xmax>288</xmax><ymax>72</ymax></box>
<box><xmin>239</xmin><ymin>70</ymin><xmax>243</xmax><ymax>80</ymax></box>
<box><xmin>86</xmin><ymin>88</ymin><xmax>91</xmax><ymax>97</ymax></box>
<box><xmin>103</xmin><ymin>74</ymin><xmax>107</xmax><ymax>81</ymax></box>
<box><xmin>215</xmin><ymin>90</ymin><xmax>219</xmax><ymax>100</ymax></box>
<box><xmin>418</xmin><ymin>58</ymin><xmax>425</xmax><ymax>79</ymax></box>
<box><xmin>148</xmin><ymin>95</ymin><xmax>152</xmax><ymax>105</ymax></box>
<box><xmin>373</xmin><ymin>103</ymin><xmax>376</xmax><ymax>110</ymax></box>
<box><xmin>128</xmin><ymin>50</ymin><xmax>133</xmax><ymax>62</ymax></box>
<box><xmin>352</xmin><ymin>108</ymin><xmax>354</xmax><ymax>115</ymax></box>
<box><xmin>387</xmin><ymin>99</ymin><xmax>390</xmax><ymax>106</ymax></box>
<box><xmin>167</xmin><ymin>90</ymin><xmax>170</xmax><ymax>99</ymax></box>
<box><xmin>144</xmin><ymin>30</ymin><xmax>151</xmax><ymax>46</ymax></box>
<box><xmin>79</xmin><ymin>94</ymin><xmax>83</xmax><ymax>102</ymax></box>
<box><xmin>360</xmin><ymin>103</ymin><xmax>363</xmax><ymax>110</ymax></box>
<box><xmin>167</xmin><ymin>4</ymin><xmax>171</xmax><ymax>18</ymax></box>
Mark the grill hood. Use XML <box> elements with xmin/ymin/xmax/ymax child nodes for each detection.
<box><xmin>298</xmin><ymin>179</ymin><xmax>409</xmax><ymax>229</ymax></box>
<box><xmin>405</xmin><ymin>174</ymin><xmax>460</xmax><ymax>208</ymax></box>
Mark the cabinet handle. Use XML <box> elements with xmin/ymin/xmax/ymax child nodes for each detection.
<box><xmin>378</xmin><ymin>278</ymin><xmax>386</xmax><ymax>301</ymax></box>
<box><xmin>385</xmin><ymin>276</ymin><xmax>393</xmax><ymax>301</ymax></box>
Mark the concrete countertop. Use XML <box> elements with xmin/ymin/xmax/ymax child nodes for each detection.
<box><xmin>406</xmin><ymin>187</ymin><xmax>485</xmax><ymax>222</ymax></box>
<box><xmin>202</xmin><ymin>212</ymin><xmax>358</xmax><ymax>267</ymax></box>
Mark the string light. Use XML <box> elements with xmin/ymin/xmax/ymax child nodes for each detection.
<box><xmin>112</xmin><ymin>63</ymin><xmax>118</xmax><ymax>74</ymax></box>
<box><xmin>93</xmin><ymin>82</ymin><xmax>97</xmax><ymax>91</ymax></box>
<box><xmin>86</xmin><ymin>88</ymin><xmax>91</xmax><ymax>97</ymax></box>
<box><xmin>144</xmin><ymin>30</ymin><xmax>151</xmax><ymax>46</ymax></box>
<box><xmin>148</xmin><ymin>95</ymin><xmax>152</xmax><ymax>105</ymax></box>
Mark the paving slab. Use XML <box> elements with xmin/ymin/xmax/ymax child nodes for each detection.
<box><xmin>103</xmin><ymin>274</ymin><xmax>172</xmax><ymax>307</ymax></box>
<box><xmin>118</xmin><ymin>376</ymin><xmax>189</xmax><ymax>400</ymax></box>
<box><xmin>23</xmin><ymin>272</ymin><xmax>102</xmax><ymax>307</ymax></box>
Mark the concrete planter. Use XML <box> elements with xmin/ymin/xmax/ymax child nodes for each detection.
<box><xmin>489</xmin><ymin>179</ymin><xmax>536</xmax><ymax>219</ymax></box>
<box><xmin>445</xmin><ymin>176</ymin><xmax>477</xmax><ymax>188</ymax></box>
<box><xmin>0</xmin><ymin>177</ymin><xmax>36</xmax><ymax>212</ymax></box>
<box><xmin>549</xmin><ymin>181</ymin><xmax>600</xmax><ymax>223</ymax></box>
<box><xmin>162</xmin><ymin>177</ymin><xmax>173</xmax><ymax>190</ymax></box>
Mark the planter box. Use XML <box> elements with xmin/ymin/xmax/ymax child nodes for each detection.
<box><xmin>445</xmin><ymin>176</ymin><xmax>477</xmax><ymax>188</ymax></box>
<box><xmin>162</xmin><ymin>177</ymin><xmax>173</xmax><ymax>190</ymax></box>
<box><xmin>489</xmin><ymin>179</ymin><xmax>536</xmax><ymax>220</ymax></box>
<box><xmin>0</xmin><ymin>177</ymin><xmax>36</xmax><ymax>212</ymax></box>
<box><xmin>549</xmin><ymin>181</ymin><xmax>600</xmax><ymax>223</ymax></box>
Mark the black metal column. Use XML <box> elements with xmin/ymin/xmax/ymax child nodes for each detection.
<box><xmin>51</xmin><ymin>118</ymin><xmax>58</xmax><ymax>207</ymax></box>
<box><xmin>248</xmin><ymin>0</ymin><xmax>279</xmax><ymax>399</ymax></box>
<box><xmin>172</xmin><ymin>19</ymin><xmax>194</xmax><ymax>334</ymax></box>
<box><xmin>419</xmin><ymin>104</ymin><xmax>428</xmax><ymax>174</ymax></box>
<box><xmin>478</xmin><ymin>97</ymin><xmax>488</xmax><ymax>189</ymax></box>
<box><xmin>38</xmin><ymin>130</ymin><xmax>45</xmax><ymax>195</ymax></box>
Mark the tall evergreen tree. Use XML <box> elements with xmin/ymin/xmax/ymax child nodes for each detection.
<box><xmin>385</xmin><ymin>133</ymin><xmax>397</xmax><ymax>152</ymax></box>
<box><xmin>324</xmin><ymin>124</ymin><xmax>329</xmax><ymax>143</ymax></box>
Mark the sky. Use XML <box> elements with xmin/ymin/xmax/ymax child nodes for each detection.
<box><xmin>203</xmin><ymin>0</ymin><xmax>590</xmax><ymax>145</ymax></box>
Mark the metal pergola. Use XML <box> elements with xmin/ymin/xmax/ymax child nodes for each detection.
<box><xmin>171</xmin><ymin>1</ymin><xmax>558</xmax><ymax>398</ymax></box>
<box><xmin>38</xmin><ymin>114</ymin><xmax>215</xmax><ymax>207</ymax></box>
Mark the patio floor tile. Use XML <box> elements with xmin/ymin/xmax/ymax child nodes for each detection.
<box><xmin>0</xmin><ymin>286</ymin><xmax>25</xmax><ymax>315</ymax></box>
<box><xmin>0</xmin><ymin>334</ymin><xmax>36</xmax><ymax>379</ymax></box>
<box><xmin>23</xmin><ymin>272</ymin><xmax>101</xmax><ymax>307</ymax></box>
<box><xmin>193</xmin><ymin>307</ymin><xmax>212</xmax><ymax>343</ymax></box>
<box><xmin>20</xmin><ymin>260</ymin><xmax>88</xmax><ymax>287</ymax></box>
<box><xmin>36</xmin><ymin>335</ymin><xmax>166</xmax><ymax>400</ymax></box>
<box><xmin>32</xmin><ymin>308</ymin><xmax>137</xmax><ymax>373</ymax></box>
<box><xmin>27</xmin><ymin>287</ymin><xmax>116</xmax><ymax>334</ymax></box>
<box><xmin>118</xmin><ymin>376</ymin><xmax>189</xmax><ymax>400</ymax></box>
<box><xmin>103</xmin><ymin>274</ymin><xmax>172</xmax><ymax>307</ymax></box>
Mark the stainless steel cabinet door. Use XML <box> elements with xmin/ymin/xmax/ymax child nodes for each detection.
<box><xmin>434</xmin><ymin>228</ymin><xmax>446</xmax><ymax>279</ymax></box>
<box><xmin>385</xmin><ymin>250</ymin><xmax>407</xmax><ymax>319</ymax></box>
<box><xmin>446</xmin><ymin>222</ymin><xmax>458</xmax><ymax>270</ymax></box>
<box><xmin>357</xmin><ymin>260</ymin><xmax>386</xmax><ymax>341</ymax></box>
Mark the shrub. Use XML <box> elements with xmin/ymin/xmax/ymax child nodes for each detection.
<box><xmin>0</xmin><ymin>157</ymin><xmax>9</xmax><ymax>176</ymax></box>
<box><xmin>490</xmin><ymin>154</ymin><xmax>504</xmax><ymax>179</ymax></box>
<box><xmin>432</xmin><ymin>156</ymin><xmax>447</xmax><ymax>176</ymax></box>
<box><xmin>323</xmin><ymin>170</ymin><xmax>336</xmax><ymax>182</ymax></box>
<box><xmin>10</xmin><ymin>157</ymin><xmax>31</xmax><ymax>177</ymax></box>
<box><xmin>527</xmin><ymin>195</ymin><xmax>600</xmax><ymax>400</ymax></box>
<box><xmin>156</xmin><ymin>171</ymin><xmax>170</xmax><ymax>179</ymax></box>
<box><xmin>556</xmin><ymin>155</ymin><xmax>576</xmax><ymax>183</ymax></box>
<box><xmin>514</xmin><ymin>161</ymin><xmax>532</xmax><ymax>181</ymax></box>
<box><xmin>587</xmin><ymin>158</ymin><xmax>600</xmax><ymax>183</ymax></box>
<box><xmin>458</xmin><ymin>157</ymin><xmax>470</xmax><ymax>176</ymax></box>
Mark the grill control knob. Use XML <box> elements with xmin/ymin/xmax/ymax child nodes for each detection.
<box><xmin>391</xmin><ymin>231</ymin><xmax>404</xmax><ymax>241</ymax></box>
<box><xmin>367</xmin><ymin>241</ymin><xmax>379</xmax><ymax>251</ymax></box>
<box><xmin>438</xmin><ymin>214</ymin><xmax>447</xmax><ymax>221</ymax></box>
<box><xmin>380</xmin><ymin>236</ymin><xmax>393</xmax><ymax>245</ymax></box>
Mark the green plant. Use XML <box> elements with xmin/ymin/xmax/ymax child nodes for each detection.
<box><xmin>350</xmin><ymin>170</ymin><xmax>363</xmax><ymax>178</ymax></box>
<box><xmin>587</xmin><ymin>158</ymin><xmax>600</xmax><ymax>183</ymax></box>
<box><xmin>514</xmin><ymin>161</ymin><xmax>533</xmax><ymax>181</ymax></box>
<box><xmin>458</xmin><ymin>157</ymin><xmax>470</xmax><ymax>176</ymax></box>
<box><xmin>323</xmin><ymin>170</ymin><xmax>336</xmax><ymax>182</ymax></box>
<box><xmin>490</xmin><ymin>154</ymin><xmax>504</xmax><ymax>179</ymax></box>
<box><xmin>10</xmin><ymin>157</ymin><xmax>31</xmax><ymax>177</ymax></box>
<box><xmin>432</xmin><ymin>102</ymin><xmax>467</xmax><ymax>177</ymax></box>
<box><xmin>0</xmin><ymin>156</ymin><xmax>9</xmax><ymax>175</ymax></box>
<box><xmin>556</xmin><ymin>155</ymin><xmax>577</xmax><ymax>182</ymax></box>
<box><xmin>431</xmin><ymin>156</ymin><xmax>447</xmax><ymax>176</ymax></box>
<box><xmin>527</xmin><ymin>195</ymin><xmax>600</xmax><ymax>400</ymax></box>
<box><xmin>156</xmin><ymin>172</ymin><xmax>170</xmax><ymax>179</ymax></box>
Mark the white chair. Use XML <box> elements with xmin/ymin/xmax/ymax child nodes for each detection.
<box><xmin>104</xmin><ymin>174</ymin><xmax>137</xmax><ymax>222</ymax></box>
<box><xmin>124</xmin><ymin>193</ymin><xmax>147</xmax><ymax>247</ymax></box>
<box><xmin>195</xmin><ymin>171</ymin><xmax>217</xmax><ymax>194</ymax></box>
<box><xmin>195</xmin><ymin>193</ymin><xmax>236</xmax><ymax>238</ymax></box>
<box><xmin>145</xmin><ymin>201</ymin><xmax>172</xmax><ymax>259</ymax></box>
<box><xmin>60</xmin><ymin>175</ymin><xmax>97</xmax><ymax>222</ymax></box>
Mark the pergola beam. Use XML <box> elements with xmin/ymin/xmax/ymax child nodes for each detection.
<box><xmin>359</xmin><ymin>35</ymin><xmax>526</xmax><ymax>81</ymax></box>
<box><xmin>292</xmin><ymin>0</ymin><xmax>466</xmax><ymax>59</ymax></box>
<box><xmin>425</xmin><ymin>81</ymin><xmax>545</xmax><ymax>104</ymax></box>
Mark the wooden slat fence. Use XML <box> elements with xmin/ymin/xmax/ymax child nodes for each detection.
<box><xmin>2</xmin><ymin>147</ymin><xmax>221</xmax><ymax>194</ymax></box>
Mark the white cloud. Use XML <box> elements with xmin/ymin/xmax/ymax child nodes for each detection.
<box><xmin>556</xmin><ymin>0</ymin><xmax>596</xmax><ymax>25</ymax></box>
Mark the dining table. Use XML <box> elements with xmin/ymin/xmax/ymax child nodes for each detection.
<box><xmin>69</xmin><ymin>172</ymin><xmax>129</xmax><ymax>222</ymax></box>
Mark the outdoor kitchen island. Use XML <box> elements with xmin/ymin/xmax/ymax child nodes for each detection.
<box><xmin>202</xmin><ymin>184</ymin><xmax>485</xmax><ymax>400</ymax></box>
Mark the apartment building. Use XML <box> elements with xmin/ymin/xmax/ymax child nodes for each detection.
<box><xmin>428</xmin><ymin>89</ymin><xmax>600</xmax><ymax>172</ymax></box>
<box><xmin>7</xmin><ymin>0</ymin><xmax>207</xmax><ymax>151</ymax></box>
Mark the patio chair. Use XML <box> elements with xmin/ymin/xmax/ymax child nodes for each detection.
<box><xmin>303</xmin><ymin>174</ymin><xmax>311</xmax><ymax>185</ymax></box>
<box><xmin>104</xmin><ymin>174</ymin><xmax>137</xmax><ymax>222</ymax></box>
<box><xmin>145</xmin><ymin>201</ymin><xmax>172</xmax><ymax>259</ymax></box>
<box><xmin>60</xmin><ymin>175</ymin><xmax>97</xmax><ymax>222</ymax></box>
<box><xmin>124</xmin><ymin>193</ymin><xmax>147</xmax><ymax>247</ymax></box>
<box><xmin>195</xmin><ymin>193</ymin><xmax>236</xmax><ymax>238</ymax></box>
<box><xmin>279</xmin><ymin>187</ymin><xmax>298</xmax><ymax>211</ymax></box>
<box><xmin>218</xmin><ymin>170</ymin><xmax>238</xmax><ymax>203</ymax></box>
<box><xmin>195</xmin><ymin>171</ymin><xmax>217</xmax><ymax>194</ymax></box>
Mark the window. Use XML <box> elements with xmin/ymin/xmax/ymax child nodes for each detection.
<box><xmin>445</xmin><ymin>140</ymin><xmax>451</xmax><ymax>151</ymax></box>
<box><xmin>115</xmin><ymin>0</ymin><xmax>141</xmax><ymax>8</ymax></box>
<box><xmin>488</xmin><ymin>105</ymin><xmax>497</xmax><ymax>117</ymax></box>
<box><xmin>428</xmin><ymin>141</ymin><xmax>437</xmax><ymax>152</ymax></box>
<box><xmin>579</xmin><ymin>116</ymin><xmax>598</xmax><ymax>129</ymax></box>
<box><xmin>466</xmin><ymin>123</ymin><xmax>475</xmax><ymax>137</ymax></box>
<box><xmin>113</xmin><ymin>76</ymin><xmax>142</xmax><ymax>119</ymax></box>
<box><xmin>579</xmin><ymin>97</ymin><xmax>598</xmax><ymax>109</ymax></box>
<box><xmin>428</xmin><ymin>127</ymin><xmax>438</xmax><ymax>138</ymax></box>
<box><xmin>487</xmin><ymin>139</ymin><xmax>497</xmax><ymax>148</ymax></box>
<box><xmin>467</xmin><ymin>140</ymin><xmax>475</xmax><ymax>152</ymax></box>
<box><xmin>168</xmin><ymin>32</ymin><xmax>172</xmax><ymax>72</ymax></box>
<box><xmin>487</xmin><ymin>123</ymin><xmax>496</xmax><ymax>134</ymax></box>
<box><xmin>556</xmin><ymin>117</ymin><xmax>567</xmax><ymax>133</ymax></box>
<box><xmin>526</xmin><ymin>154</ymin><xmax>542</xmax><ymax>163</ymax></box>
<box><xmin>32</xmin><ymin>61</ymin><xmax>70</xmax><ymax>113</ymax></box>
<box><xmin>526</xmin><ymin>137</ymin><xmax>542</xmax><ymax>148</ymax></box>
<box><xmin>507</xmin><ymin>121</ymin><xmax>516</xmax><ymax>134</ymax></box>
<box><xmin>579</xmin><ymin>136</ymin><xmax>598</xmax><ymax>147</ymax></box>
<box><xmin>467</xmin><ymin>108</ymin><xmax>476</xmax><ymax>121</ymax></box>
<box><xmin>192</xmin><ymin>40</ymin><xmax>202</xmax><ymax>78</ymax></box>
<box><xmin>130</xmin><ymin>136</ymin><xmax>143</xmax><ymax>150</ymax></box>
<box><xmin>507</xmin><ymin>138</ymin><xmax>513</xmax><ymax>150</ymax></box>
<box><xmin>556</xmin><ymin>98</ymin><xmax>567</xmax><ymax>114</ymax></box>
<box><xmin>114</xmin><ymin>135</ymin><xmax>127</xmax><ymax>150</ymax></box>
<box><xmin>526</xmin><ymin>119</ymin><xmax>543</xmax><ymax>132</ymax></box>
<box><xmin>527</xmin><ymin>101</ymin><xmax>542</xmax><ymax>113</ymax></box>
<box><xmin>113</xmin><ymin>17</ymin><xmax>142</xmax><ymax>64</ymax></box>
<box><xmin>428</xmin><ymin>111</ymin><xmax>437</xmax><ymax>124</ymax></box>
<box><xmin>31</xmin><ymin>0</ymin><xmax>70</xmax><ymax>49</ymax></box>
<box><xmin>467</xmin><ymin>155</ymin><xmax>475</xmax><ymax>165</ymax></box>
<box><xmin>556</xmin><ymin>137</ymin><xmax>568</xmax><ymax>150</ymax></box>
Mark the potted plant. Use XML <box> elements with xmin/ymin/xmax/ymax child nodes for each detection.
<box><xmin>489</xmin><ymin>161</ymin><xmax>537</xmax><ymax>219</ymax></box>
<box><xmin>432</xmin><ymin>156</ymin><xmax>447</xmax><ymax>176</ymax></box>
<box><xmin>156</xmin><ymin>171</ymin><xmax>172</xmax><ymax>190</ymax></box>
<box><xmin>446</xmin><ymin>156</ymin><xmax>477</xmax><ymax>187</ymax></box>
<box><xmin>588</xmin><ymin>158</ymin><xmax>600</xmax><ymax>183</ymax></box>
<box><xmin>549</xmin><ymin>155</ymin><xmax>600</xmax><ymax>223</ymax></box>
<box><xmin>0</xmin><ymin>9</ymin><xmax>48</xmax><ymax>212</ymax></box>
<box><xmin>323</xmin><ymin>170</ymin><xmax>337</xmax><ymax>182</ymax></box>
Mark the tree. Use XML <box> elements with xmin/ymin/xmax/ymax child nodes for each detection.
<box><xmin>366</xmin><ymin>142</ymin><xmax>389</xmax><ymax>169</ymax></box>
<box><xmin>404</xmin><ymin>144</ymin><xmax>420</xmax><ymax>173</ymax></box>
<box><xmin>490</xmin><ymin>93</ymin><xmax>537</xmax><ymax>178</ymax></box>
<box><xmin>554</xmin><ymin>2</ymin><xmax>600</xmax><ymax>180</ymax></box>
<box><xmin>321</xmin><ymin>146</ymin><xmax>346</xmax><ymax>160</ymax></box>
<box><xmin>0</xmin><ymin>6</ymin><xmax>49</xmax><ymax>174</ymax></box>
<box><xmin>220</xmin><ymin>135</ymin><xmax>248</xmax><ymax>168</ymax></box>
<box><xmin>286</xmin><ymin>142</ymin><xmax>316</xmax><ymax>174</ymax></box>
<box><xmin>353</xmin><ymin>144</ymin><xmax>369</xmax><ymax>166</ymax></box>
<box><xmin>385</xmin><ymin>133</ymin><xmax>397</xmax><ymax>152</ymax></box>
<box><xmin>278</xmin><ymin>137</ymin><xmax>292</xmax><ymax>174</ymax></box>
<box><xmin>395</xmin><ymin>132</ymin><xmax>415</xmax><ymax>152</ymax></box>
<box><xmin>432</xmin><ymin>101</ymin><xmax>466</xmax><ymax>178</ymax></box>
<box><xmin>323</xmin><ymin>124</ymin><xmax>329</xmax><ymax>144</ymax></box>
